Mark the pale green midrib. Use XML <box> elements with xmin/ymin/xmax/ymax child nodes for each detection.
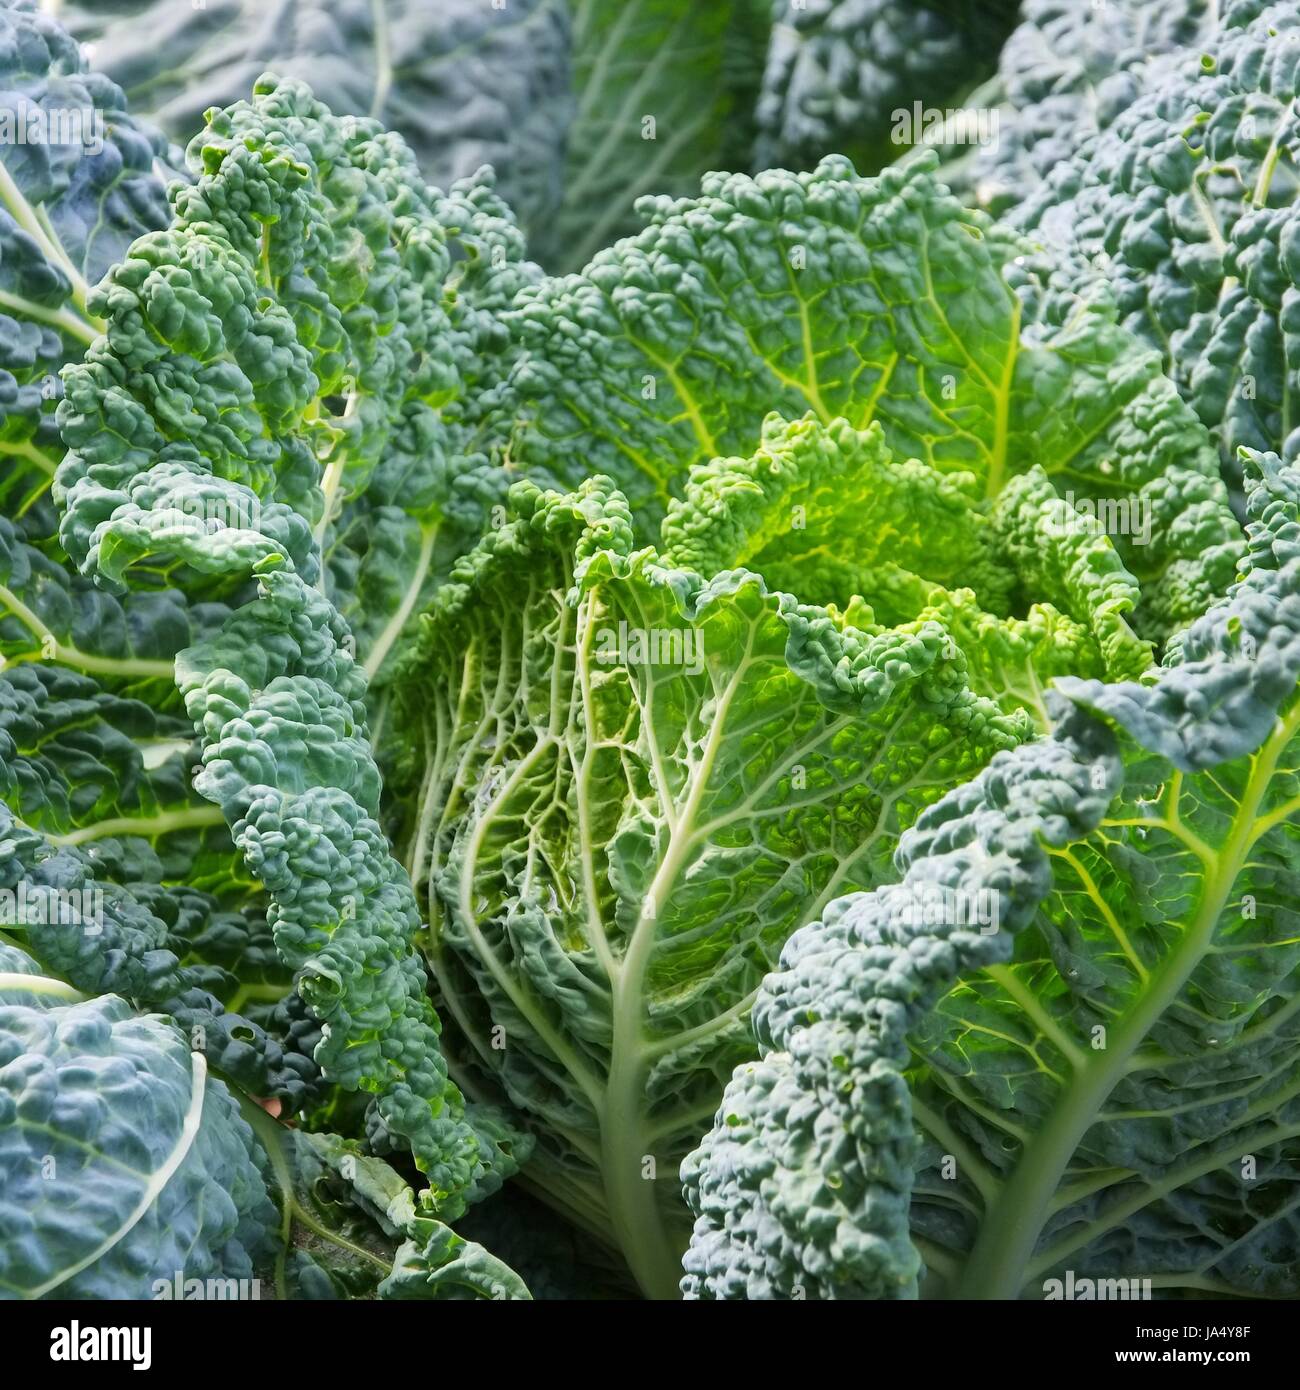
<box><xmin>1104</xmin><ymin>1049</ymin><xmax>1300</xmax><ymax>1120</ymax></box>
<box><xmin>784</xmin><ymin>254</ymin><xmax>830</xmax><ymax>421</ymax></box>
<box><xmin>226</xmin><ymin>981</ymin><xmax>289</xmax><ymax>1013</ymax></box>
<box><xmin>313</xmin><ymin>454</ymin><xmax>347</xmax><ymax>556</ymax></box>
<box><xmin>1128</xmin><ymin>985</ymin><xmax>1300</xmax><ymax>1068</ymax></box>
<box><xmin>596</xmin><ymin>623</ymin><xmax>757</xmax><ymax>1300</ymax></box>
<box><xmin>433</xmin><ymin>944</ymin><xmax>605</xmax><ymax>1170</ymax></box>
<box><xmin>686</xmin><ymin>710</ymin><xmax>855</xmax><ymax>837</ymax></box>
<box><xmin>924</xmin><ymin>1045</ymin><xmax>1032</xmax><ymax>1143</ymax></box>
<box><xmin>237</xmin><ymin>1092</ymin><xmax>294</xmax><ymax>1298</ymax></box>
<box><xmin>641</xmin><ymin>985</ymin><xmax>758</xmax><ymax>1060</ymax></box>
<box><xmin>643</xmin><ymin>1095</ymin><xmax>728</xmax><ymax>1147</ymax></box>
<box><xmin>238</xmin><ymin>1098</ymin><xmax>390</xmax><ymax>1298</ymax></box>
<box><xmin>405</xmin><ymin>707</ymin><xmax>449</xmax><ymax>890</ymax></box>
<box><xmin>1251</xmin><ymin>126</ymin><xmax>1285</xmax><ymax>208</ymax></box>
<box><xmin>570</xmin><ymin>0</ymin><xmax>636</xmax><ymax>125</ymax></box>
<box><xmin>137</xmin><ymin>736</ymin><xmax>192</xmax><ymax>770</ymax></box>
<box><xmin>311</xmin><ymin>387</ymin><xmax>360</xmax><ymax>562</ymax></box>
<box><xmin>1048</xmin><ymin>1166</ymin><xmax>1136</xmax><ymax>1215</ymax></box>
<box><xmin>1055</xmin><ymin>845</ymin><xmax>1149</xmax><ymax>981</ymax></box>
<box><xmin>604</xmin><ymin>650</ymin><xmax>1020</xmax><ymax>1257</ymax></box>
<box><xmin>1</xmin><ymin>437</ymin><xmax>57</xmax><ymax>475</ymax></box>
<box><xmin>672</xmin><ymin>236</ymin><xmax>855</xmax><ymax>433</ymax></box>
<box><xmin>633</xmin><ymin>336</ymin><xmax>718</xmax><ymax>460</ymax></box>
<box><xmin>420</xmin><ymin>944</ymin><xmax>492</xmax><ymax>1068</ymax></box>
<box><xmin>361</xmin><ymin>522</ymin><xmax>437</xmax><ymax>680</ymax></box>
<box><xmin>25</xmin><ymin>1051</ymin><xmax>208</xmax><ymax>1299</ymax></box>
<box><xmin>0</xmin><ymin>285</ymin><xmax>97</xmax><ymax>345</ymax></box>
<box><xmin>570</xmin><ymin>586</ymin><xmax>618</xmax><ymax>979</ymax></box>
<box><xmin>0</xmin><ymin>970</ymin><xmax>82</xmax><ymax>1000</ymax></box>
<box><xmin>0</xmin><ymin>155</ymin><xmax>102</xmax><ymax>333</ymax></box>
<box><xmin>983</xmin><ymin>291</ymin><xmax>1021</xmax><ymax>502</ymax></box>
<box><xmin>1188</xmin><ymin>171</ymin><xmax>1229</xmax><ymax>258</ymax></box>
<box><xmin>42</xmin><ymin>805</ymin><xmax>225</xmax><ymax>847</ymax></box>
<box><xmin>951</xmin><ymin>702</ymin><xmax>1300</xmax><ymax>1299</ymax></box>
<box><xmin>0</xmin><ymin>581</ymin><xmax>175</xmax><ymax>679</ymax></box>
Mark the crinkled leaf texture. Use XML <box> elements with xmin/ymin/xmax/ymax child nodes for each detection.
<box><xmin>0</xmin><ymin>771</ymin><xmax>316</xmax><ymax>1106</ymax></box>
<box><xmin>390</xmin><ymin>387</ymin><xmax>1243</xmax><ymax>1294</ymax></box>
<box><xmin>53</xmin><ymin>74</ymin><xmax>533</xmax><ymax>1216</ymax></box>
<box><xmin>0</xmin><ymin>928</ymin><xmax>530</xmax><ymax>1300</ymax></box>
<box><xmin>379</xmin><ymin>1218</ymin><xmax>533</xmax><ymax>1301</ymax></box>
<box><xmin>499</xmin><ymin>156</ymin><xmax>1242</xmax><ymax>641</ymax></box>
<box><xmin>681</xmin><ymin>449</ymin><xmax>1300</xmax><ymax>1300</ymax></box>
<box><xmin>963</xmin><ymin>0</ymin><xmax>1214</xmax><ymax>216</ymax></box>
<box><xmin>0</xmin><ymin>0</ymin><xmax>316</xmax><ymax>1105</ymax></box>
<box><xmin>0</xmin><ymin>3</ymin><xmax>537</xmax><ymax>1290</ymax></box>
<box><xmin>0</xmin><ymin>0</ymin><xmax>170</xmax><ymax>513</ymax></box>
<box><xmin>1012</xmin><ymin>1</ymin><xmax>1300</xmax><ymax>496</ymax></box>
<box><xmin>754</xmin><ymin>0</ymin><xmax>1020</xmax><ymax>173</ymax></box>
<box><xmin>389</xmin><ymin>153</ymin><xmax>1247</xmax><ymax>1298</ymax></box>
<box><xmin>393</xmin><ymin>461</ymin><xmax>1034</xmax><ymax>1297</ymax></box>
<box><xmin>56</xmin><ymin>68</ymin><xmax>542</xmax><ymax>686</ymax></box>
<box><xmin>0</xmin><ymin>943</ymin><xmax>277</xmax><ymax>1300</ymax></box>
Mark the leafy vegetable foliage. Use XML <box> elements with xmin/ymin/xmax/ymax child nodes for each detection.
<box><xmin>681</xmin><ymin>449</ymin><xmax>1300</xmax><ymax>1299</ymax></box>
<box><xmin>0</xmin><ymin>0</ymin><xmax>528</xmax><ymax>1298</ymax></box>
<box><xmin>1012</xmin><ymin>2</ymin><xmax>1300</xmax><ymax>493</ymax></box>
<box><xmin>3</xmin><ymin>0</ymin><xmax>1296</xmax><ymax>1307</ymax></box>
<box><xmin>391</xmin><ymin>180</ymin><xmax>1246</xmax><ymax>1284</ymax></box>
<box><xmin>0</xmin><ymin>0</ymin><xmax>317</xmax><ymax>1106</ymax></box>
<box><xmin>63</xmin><ymin>0</ymin><xmax>573</xmax><ymax>241</ymax></box>
<box><xmin>393</xmin><ymin>456</ymin><xmax>1033</xmax><ymax>1295</ymax></box>
<box><xmin>496</xmin><ymin>156</ymin><xmax>1242</xmax><ymax>644</ymax></box>
<box><xmin>52</xmin><ymin>70</ymin><xmax>542</xmax><ymax>1214</ymax></box>
<box><xmin>964</xmin><ymin>0</ymin><xmax>1215</xmax><ymax>216</ymax></box>
<box><xmin>0</xmin><ymin>941</ymin><xmax>277</xmax><ymax>1300</ymax></box>
<box><xmin>755</xmin><ymin>0</ymin><xmax>1020</xmax><ymax>174</ymax></box>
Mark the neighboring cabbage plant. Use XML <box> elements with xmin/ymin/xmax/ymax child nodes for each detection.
<box><xmin>60</xmin><ymin>0</ymin><xmax>769</xmax><ymax>272</ymax></box>
<box><xmin>754</xmin><ymin>0</ymin><xmax>1020</xmax><ymax>174</ymax></box>
<box><xmin>1011</xmin><ymin>1</ymin><xmax>1300</xmax><ymax>495</ymax></box>
<box><xmin>0</xmin><ymin>1</ymin><xmax>530</xmax><ymax>1298</ymax></box>
<box><xmin>962</xmin><ymin>0</ymin><xmax>1215</xmax><ymax>216</ymax></box>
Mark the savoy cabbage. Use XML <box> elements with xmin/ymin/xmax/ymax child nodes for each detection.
<box><xmin>1</xmin><ymin>0</ymin><xmax>1299</xmax><ymax>1308</ymax></box>
<box><xmin>382</xmin><ymin>154</ymin><xmax>1248</xmax><ymax>1293</ymax></box>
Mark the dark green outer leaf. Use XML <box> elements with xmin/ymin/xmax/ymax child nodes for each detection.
<box><xmin>64</xmin><ymin>0</ymin><xmax>572</xmax><ymax>242</ymax></box>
